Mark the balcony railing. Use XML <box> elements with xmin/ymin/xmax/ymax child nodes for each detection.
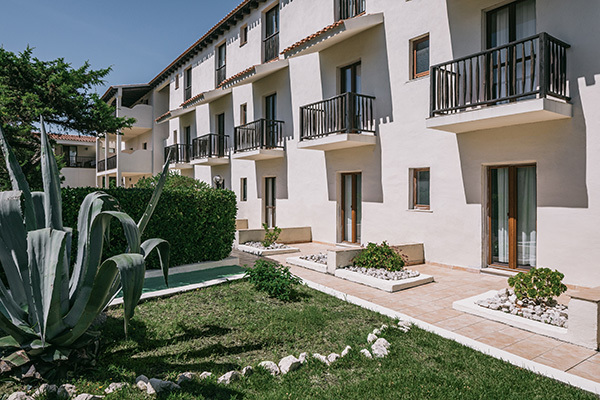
<box><xmin>339</xmin><ymin>0</ymin><xmax>365</xmax><ymax>20</ymax></box>
<box><xmin>106</xmin><ymin>155</ymin><xmax>117</xmax><ymax>171</ymax></box>
<box><xmin>300</xmin><ymin>92</ymin><xmax>375</xmax><ymax>140</ymax></box>
<box><xmin>430</xmin><ymin>33</ymin><xmax>569</xmax><ymax>117</ymax></box>
<box><xmin>216</xmin><ymin>65</ymin><xmax>226</xmax><ymax>87</ymax></box>
<box><xmin>264</xmin><ymin>32</ymin><xmax>279</xmax><ymax>63</ymax></box>
<box><xmin>97</xmin><ymin>159</ymin><xmax>105</xmax><ymax>172</ymax></box>
<box><xmin>234</xmin><ymin>119</ymin><xmax>285</xmax><ymax>153</ymax></box>
<box><xmin>164</xmin><ymin>144</ymin><xmax>192</xmax><ymax>164</ymax></box>
<box><xmin>63</xmin><ymin>156</ymin><xmax>95</xmax><ymax>169</ymax></box>
<box><xmin>192</xmin><ymin>134</ymin><xmax>228</xmax><ymax>159</ymax></box>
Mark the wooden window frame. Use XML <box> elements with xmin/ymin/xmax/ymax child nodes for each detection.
<box><xmin>240</xmin><ymin>24</ymin><xmax>248</xmax><ymax>46</ymax></box>
<box><xmin>240</xmin><ymin>178</ymin><xmax>247</xmax><ymax>202</ymax></box>
<box><xmin>341</xmin><ymin>172</ymin><xmax>361</xmax><ymax>244</ymax></box>
<box><xmin>411</xmin><ymin>35</ymin><xmax>430</xmax><ymax>79</ymax></box>
<box><xmin>412</xmin><ymin>168</ymin><xmax>430</xmax><ymax>210</ymax></box>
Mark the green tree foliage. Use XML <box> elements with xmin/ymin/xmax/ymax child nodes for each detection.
<box><xmin>0</xmin><ymin>47</ymin><xmax>134</xmax><ymax>190</ymax></box>
<box><xmin>134</xmin><ymin>171</ymin><xmax>210</xmax><ymax>191</ymax></box>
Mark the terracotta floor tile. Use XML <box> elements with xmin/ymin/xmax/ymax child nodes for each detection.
<box><xmin>418</xmin><ymin>309</ymin><xmax>463</xmax><ymax>324</ymax></box>
<box><xmin>497</xmin><ymin>326</ymin><xmax>534</xmax><ymax>340</ymax></box>
<box><xmin>477</xmin><ymin>332</ymin><xmax>524</xmax><ymax>348</ymax></box>
<box><xmin>502</xmin><ymin>337</ymin><xmax>559</xmax><ymax>360</ymax></box>
<box><xmin>567</xmin><ymin>361</ymin><xmax>600</xmax><ymax>382</ymax></box>
<box><xmin>434</xmin><ymin>314</ymin><xmax>485</xmax><ymax>331</ymax></box>
<box><xmin>534</xmin><ymin>343</ymin><xmax>597</xmax><ymax>371</ymax></box>
<box><xmin>454</xmin><ymin>320</ymin><xmax>507</xmax><ymax>339</ymax></box>
<box><xmin>585</xmin><ymin>353</ymin><xmax>600</xmax><ymax>365</ymax></box>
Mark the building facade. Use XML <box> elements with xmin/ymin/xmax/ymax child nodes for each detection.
<box><xmin>51</xmin><ymin>134</ymin><xmax>96</xmax><ymax>188</ymax></box>
<box><xmin>102</xmin><ymin>0</ymin><xmax>600</xmax><ymax>287</ymax></box>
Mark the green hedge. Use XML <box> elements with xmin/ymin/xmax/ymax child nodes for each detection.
<box><xmin>61</xmin><ymin>187</ymin><xmax>237</xmax><ymax>269</ymax></box>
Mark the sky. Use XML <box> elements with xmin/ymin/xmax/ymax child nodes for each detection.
<box><xmin>0</xmin><ymin>0</ymin><xmax>244</xmax><ymax>95</ymax></box>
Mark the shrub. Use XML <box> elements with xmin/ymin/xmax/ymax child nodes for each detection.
<box><xmin>134</xmin><ymin>171</ymin><xmax>209</xmax><ymax>191</ymax></box>
<box><xmin>352</xmin><ymin>241</ymin><xmax>405</xmax><ymax>272</ymax></box>
<box><xmin>245</xmin><ymin>259</ymin><xmax>302</xmax><ymax>301</ymax></box>
<box><xmin>62</xmin><ymin>185</ymin><xmax>237</xmax><ymax>268</ymax></box>
<box><xmin>508</xmin><ymin>268</ymin><xmax>567</xmax><ymax>304</ymax></box>
<box><xmin>262</xmin><ymin>223</ymin><xmax>282</xmax><ymax>247</ymax></box>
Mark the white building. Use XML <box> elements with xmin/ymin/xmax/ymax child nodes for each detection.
<box><xmin>51</xmin><ymin>134</ymin><xmax>96</xmax><ymax>188</ymax></box>
<box><xmin>101</xmin><ymin>0</ymin><xmax>600</xmax><ymax>288</ymax></box>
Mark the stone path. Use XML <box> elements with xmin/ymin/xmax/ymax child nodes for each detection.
<box><xmin>232</xmin><ymin>243</ymin><xmax>600</xmax><ymax>383</ymax></box>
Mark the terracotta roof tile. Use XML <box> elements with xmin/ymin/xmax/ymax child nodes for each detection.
<box><xmin>181</xmin><ymin>92</ymin><xmax>205</xmax><ymax>108</ymax></box>
<box><xmin>49</xmin><ymin>133</ymin><xmax>96</xmax><ymax>143</ymax></box>
<box><xmin>155</xmin><ymin>111</ymin><xmax>172</xmax><ymax>123</ymax></box>
<box><xmin>282</xmin><ymin>19</ymin><xmax>345</xmax><ymax>55</ymax></box>
<box><xmin>218</xmin><ymin>65</ymin><xmax>257</xmax><ymax>88</ymax></box>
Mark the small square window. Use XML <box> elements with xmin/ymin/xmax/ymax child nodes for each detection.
<box><xmin>175</xmin><ymin>74</ymin><xmax>180</xmax><ymax>90</ymax></box>
<box><xmin>142</xmin><ymin>142</ymin><xmax>147</xmax><ymax>150</ymax></box>
<box><xmin>240</xmin><ymin>178</ymin><xmax>247</xmax><ymax>201</ymax></box>
<box><xmin>411</xmin><ymin>35</ymin><xmax>430</xmax><ymax>79</ymax></box>
<box><xmin>240</xmin><ymin>25</ymin><xmax>248</xmax><ymax>46</ymax></box>
<box><xmin>412</xmin><ymin>168</ymin><xmax>430</xmax><ymax>210</ymax></box>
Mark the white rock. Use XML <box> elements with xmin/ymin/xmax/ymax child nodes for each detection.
<box><xmin>312</xmin><ymin>353</ymin><xmax>330</xmax><ymax>365</ymax></box>
<box><xmin>397</xmin><ymin>320</ymin><xmax>411</xmax><ymax>332</ymax></box>
<box><xmin>341</xmin><ymin>346</ymin><xmax>352</xmax><ymax>357</ymax></box>
<box><xmin>176</xmin><ymin>372</ymin><xmax>196</xmax><ymax>385</ymax></box>
<box><xmin>136</xmin><ymin>381</ymin><xmax>147</xmax><ymax>392</ymax></box>
<box><xmin>199</xmin><ymin>371</ymin><xmax>213</xmax><ymax>380</ymax></box>
<box><xmin>367</xmin><ymin>333</ymin><xmax>378</xmax><ymax>343</ymax></box>
<box><xmin>147</xmin><ymin>378</ymin><xmax>180</xmax><ymax>395</ymax></box>
<box><xmin>327</xmin><ymin>353</ymin><xmax>340</xmax><ymax>363</ymax></box>
<box><xmin>8</xmin><ymin>393</ymin><xmax>33</xmax><ymax>400</ymax></box>
<box><xmin>57</xmin><ymin>384</ymin><xmax>77</xmax><ymax>399</ymax></box>
<box><xmin>380</xmin><ymin>324</ymin><xmax>388</xmax><ymax>331</ymax></box>
<box><xmin>371</xmin><ymin>343</ymin><xmax>389</xmax><ymax>358</ymax></box>
<box><xmin>279</xmin><ymin>355</ymin><xmax>302</xmax><ymax>374</ymax></box>
<box><xmin>74</xmin><ymin>395</ymin><xmax>104</xmax><ymax>400</ymax></box>
<box><xmin>373</xmin><ymin>338</ymin><xmax>391</xmax><ymax>350</ymax></box>
<box><xmin>360</xmin><ymin>349</ymin><xmax>372</xmax><ymax>359</ymax></box>
<box><xmin>258</xmin><ymin>361</ymin><xmax>280</xmax><ymax>376</ymax></box>
<box><xmin>298</xmin><ymin>352</ymin><xmax>308</xmax><ymax>364</ymax></box>
<box><xmin>217</xmin><ymin>371</ymin><xmax>241</xmax><ymax>384</ymax></box>
<box><xmin>104</xmin><ymin>382</ymin><xmax>128</xmax><ymax>394</ymax></box>
<box><xmin>33</xmin><ymin>384</ymin><xmax>58</xmax><ymax>398</ymax></box>
<box><xmin>372</xmin><ymin>328</ymin><xmax>382</xmax><ymax>336</ymax></box>
<box><xmin>241</xmin><ymin>366</ymin><xmax>253</xmax><ymax>376</ymax></box>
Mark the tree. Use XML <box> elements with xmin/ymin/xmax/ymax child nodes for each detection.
<box><xmin>0</xmin><ymin>47</ymin><xmax>134</xmax><ymax>190</ymax></box>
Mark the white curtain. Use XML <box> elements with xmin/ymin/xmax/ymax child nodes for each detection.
<box><xmin>517</xmin><ymin>167</ymin><xmax>537</xmax><ymax>266</ymax></box>
<box><xmin>496</xmin><ymin>169</ymin><xmax>510</xmax><ymax>264</ymax></box>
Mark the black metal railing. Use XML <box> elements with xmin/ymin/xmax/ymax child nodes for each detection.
<box><xmin>192</xmin><ymin>134</ymin><xmax>228</xmax><ymax>159</ymax></box>
<box><xmin>263</xmin><ymin>33</ymin><xmax>279</xmax><ymax>63</ymax></box>
<box><xmin>106</xmin><ymin>155</ymin><xmax>117</xmax><ymax>170</ymax></box>
<box><xmin>339</xmin><ymin>0</ymin><xmax>365</xmax><ymax>19</ymax></box>
<box><xmin>430</xmin><ymin>32</ymin><xmax>569</xmax><ymax>117</ymax></box>
<box><xmin>216</xmin><ymin>65</ymin><xmax>226</xmax><ymax>87</ymax></box>
<box><xmin>63</xmin><ymin>156</ymin><xmax>95</xmax><ymax>168</ymax></box>
<box><xmin>234</xmin><ymin>119</ymin><xmax>285</xmax><ymax>153</ymax></box>
<box><xmin>164</xmin><ymin>144</ymin><xmax>192</xmax><ymax>164</ymax></box>
<box><xmin>97</xmin><ymin>159</ymin><xmax>105</xmax><ymax>172</ymax></box>
<box><xmin>300</xmin><ymin>92</ymin><xmax>375</xmax><ymax>140</ymax></box>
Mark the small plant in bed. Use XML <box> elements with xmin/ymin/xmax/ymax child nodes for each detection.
<box><xmin>243</xmin><ymin>224</ymin><xmax>288</xmax><ymax>250</ymax></box>
<box><xmin>346</xmin><ymin>242</ymin><xmax>420</xmax><ymax>281</ymax></box>
<box><xmin>477</xmin><ymin>268</ymin><xmax>569</xmax><ymax>327</ymax></box>
<box><xmin>245</xmin><ymin>259</ymin><xmax>302</xmax><ymax>301</ymax></box>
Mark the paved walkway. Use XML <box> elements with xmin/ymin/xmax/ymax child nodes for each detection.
<box><xmin>233</xmin><ymin>243</ymin><xmax>600</xmax><ymax>383</ymax></box>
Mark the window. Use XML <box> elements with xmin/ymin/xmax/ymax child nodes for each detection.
<box><xmin>173</xmin><ymin>130</ymin><xmax>178</xmax><ymax>144</ymax></box>
<box><xmin>265</xmin><ymin>177</ymin><xmax>276</xmax><ymax>227</ymax></box>
<box><xmin>216</xmin><ymin>43</ymin><xmax>226</xmax><ymax>87</ymax></box>
<box><xmin>339</xmin><ymin>0</ymin><xmax>365</xmax><ymax>20</ymax></box>
<box><xmin>264</xmin><ymin>6</ymin><xmax>279</xmax><ymax>62</ymax></box>
<box><xmin>240</xmin><ymin>103</ymin><xmax>248</xmax><ymax>125</ymax></box>
<box><xmin>175</xmin><ymin>74</ymin><xmax>180</xmax><ymax>90</ymax></box>
<box><xmin>240</xmin><ymin>24</ymin><xmax>248</xmax><ymax>46</ymax></box>
<box><xmin>411</xmin><ymin>35</ymin><xmax>430</xmax><ymax>79</ymax></box>
<box><xmin>184</xmin><ymin>67</ymin><xmax>192</xmax><ymax>101</ymax></box>
<box><xmin>340</xmin><ymin>62</ymin><xmax>361</xmax><ymax>94</ymax></box>
<box><xmin>142</xmin><ymin>142</ymin><xmax>147</xmax><ymax>150</ymax></box>
<box><xmin>240</xmin><ymin>178</ymin><xmax>247</xmax><ymax>202</ymax></box>
<box><xmin>412</xmin><ymin>168</ymin><xmax>430</xmax><ymax>210</ymax></box>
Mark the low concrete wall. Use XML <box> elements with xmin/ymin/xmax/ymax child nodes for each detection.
<box><xmin>236</xmin><ymin>226</ymin><xmax>312</xmax><ymax>245</ymax></box>
<box><xmin>326</xmin><ymin>248</ymin><xmax>363</xmax><ymax>274</ymax></box>
<box><xmin>236</xmin><ymin>219</ymin><xmax>249</xmax><ymax>230</ymax></box>
<box><xmin>391</xmin><ymin>243</ymin><xmax>425</xmax><ymax>266</ymax></box>
<box><xmin>568</xmin><ymin>288</ymin><xmax>600</xmax><ymax>350</ymax></box>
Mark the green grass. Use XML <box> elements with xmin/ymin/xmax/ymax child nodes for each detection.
<box><xmin>2</xmin><ymin>280</ymin><xmax>595</xmax><ymax>399</ymax></box>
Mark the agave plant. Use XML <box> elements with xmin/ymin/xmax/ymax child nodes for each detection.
<box><xmin>0</xmin><ymin>119</ymin><xmax>170</xmax><ymax>378</ymax></box>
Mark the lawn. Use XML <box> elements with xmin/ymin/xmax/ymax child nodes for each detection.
<box><xmin>1</xmin><ymin>280</ymin><xmax>594</xmax><ymax>399</ymax></box>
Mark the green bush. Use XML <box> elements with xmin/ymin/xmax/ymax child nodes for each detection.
<box><xmin>245</xmin><ymin>259</ymin><xmax>302</xmax><ymax>301</ymax></box>
<box><xmin>508</xmin><ymin>268</ymin><xmax>567</xmax><ymax>304</ymax></box>
<box><xmin>262</xmin><ymin>223</ymin><xmax>282</xmax><ymax>247</ymax></box>
<box><xmin>62</xmin><ymin>186</ymin><xmax>237</xmax><ymax>268</ymax></box>
<box><xmin>352</xmin><ymin>241</ymin><xmax>405</xmax><ymax>272</ymax></box>
<box><xmin>134</xmin><ymin>171</ymin><xmax>209</xmax><ymax>191</ymax></box>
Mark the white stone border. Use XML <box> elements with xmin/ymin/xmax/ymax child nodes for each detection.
<box><xmin>145</xmin><ymin>256</ymin><xmax>240</xmax><ymax>278</ymax></box>
<box><xmin>299</xmin><ymin>277</ymin><xmax>600</xmax><ymax>396</ymax></box>
<box><xmin>237</xmin><ymin>244</ymin><xmax>300</xmax><ymax>256</ymax></box>
<box><xmin>286</xmin><ymin>256</ymin><xmax>328</xmax><ymax>273</ymax></box>
<box><xmin>334</xmin><ymin>269</ymin><xmax>434</xmax><ymax>292</ymax></box>
<box><xmin>453</xmin><ymin>290</ymin><xmax>570</xmax><ymax>341</ymax></box>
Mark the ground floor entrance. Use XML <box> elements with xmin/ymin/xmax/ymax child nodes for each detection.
<box><xmin>341</xmin><ymin>172</ymin><xmax>362</xmax><ymax>243</ymax></box>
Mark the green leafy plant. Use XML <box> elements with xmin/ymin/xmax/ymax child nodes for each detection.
<box><xmin>261</xmin><ymin>223</ymin><xmax>282</xmax><ymax>248</ymax></box>
<box><xmin>245</xmin><ymin>259</ymin><xmax>302</xmax><ymax>301</ymax></box>
<box><xmin>352</xmin><ymin>241</ymin><xmax>406</xmax><ymax>272</ymax></box>
<box><xmin>0</xmin><ymin>119</ymin><xmax>170</xmax><ymax>379</ymax></box>
<box><xmin>134</xmin><ymin>171</ymin><xmax>209</xmax><ymax>191</ymax></box>
<box><xmin>508</xmin><ymin>268</ymin><xmax>567</xmax><ymax>304</ymax></box>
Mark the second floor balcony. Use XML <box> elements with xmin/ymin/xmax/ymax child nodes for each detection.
<box><xmin>97</xmin><ymin>150</ymin><xmax>152</xmax><ymax>175</ymax></box>
<box><xmin>298</xmin><ymin>92</ymin><xmax>377</xmax><ymax>151</ymax></box>
<box><xmin>427</xmin><ymin>33</ymin><xmax>572</xmax><ymax>134</ymax></box>
<box><xmin>120</xmin><ymin>104</ymin><xmax>153</xmax><ymax>134</ymax></box>
<box><xmin>164</xmin><ymin>144</ymin><xmax>193</xmax><ymax>169</ymax></box>
<box><xmin>63</xmin><ymin>156</ymin><xmax>95</xmax><ymax>169</ymax></box>
<box><xmin>233</xmin><ymin>119</ymin><xmax>285</xmax><ymax>161</ymax></box>
<box><xmin>191</xmin><ymin>134</ymin><xmax>230</xmax><ymax>166</ymax></box>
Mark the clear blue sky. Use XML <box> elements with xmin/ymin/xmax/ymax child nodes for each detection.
<box><xmin>0</xmin><ymin>0</ymin><xmax>243</xmax><ymax>94</ymax></box>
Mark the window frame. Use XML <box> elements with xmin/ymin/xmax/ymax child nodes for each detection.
<box><xmin>240</xmin><ymin>24</ymin><xmax>248</xmax><ymax>46</ymax></box>
<box><xmin>240</xmin><ymin>177</ymin><xmax>248</xmax><ymax>202</ymax></box>
<box><xmin>175</xmin><ymin>73</ymin><xmax>180</xmax><ymax>90</ymax></box>
<box><xmin>411</xmin><ymin>34</ymin><xmax>430</xmax><ymax>79</ymax></box>
<box><xmin>412</xmin><ymin>168</ymin><xmax>431</xmax><ymax>210</ymax></box>
<box><xmin>184</xmin><ymin>67</ymin><xmax>192</xmax><ymax>101</ymax></box>
<box><xmin>240</xmin><ymin>103</ymin><xmax>248</xmax><ymax>125</ymax></box>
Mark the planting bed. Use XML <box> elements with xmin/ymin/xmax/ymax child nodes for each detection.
<box><xmin>334</xmin><ymin>267</ymin><xmax>433</xmax><ymax>292</ymax></box>
<box><xmin>237</xmin><ymin>242</ymin><xmax>300</xmax><ymax>256</ymax></box>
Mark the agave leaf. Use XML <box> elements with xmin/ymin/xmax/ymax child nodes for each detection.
<box><xmin>0</xmin><ymin>309</ymin><xmax>36</xmax><ymax>345</ymax></box>
<box><xmin>27</xmin><ymin>228</ymin><xmax>68</xmax><ymax>343</ymax></box>
<box><xmin>0</xmin><ymin>278</ymin><xmax>28</xmax><ymax>326</ymax></box>
<box><xmin>101</xmin><ymin>211</ymin><xmax>141</xmax><ymax>254</ymax></box>
<box><xmin>2</xmin><ymin>350</ymin><xmax>29</xmax><ymax>367</ymax></box>
<box><xmin>0</xmin><ymin>336</ymin><xmax>19</xmax><ymax>348</ymax></box>
<box><xmin>0</xmin><ymin>125</ymin><xmax>37</xmax><ymax>231</ymax></box>
<box><xmin>39</xmin><ymin>117</ymin><xmax>63</xmax><ymax>230</ymax></box>
<box><xmin>141</xmin><ymin>239</ymin><xmax>170</xmax><ymax>287</ymax></box>
<box><xmin>137</xmin><ymin>153</ymin><xmax>171</xmax><ymax>236</ymax></box>
<box><xmin>31</xmin><ymin>192</ymin><xmax>46</xmax><ymax>231</ymax></box>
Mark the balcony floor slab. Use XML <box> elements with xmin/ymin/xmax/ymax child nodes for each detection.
<box><xmin>232</xmin><ymin>148</ymin><xmax>285</xmax><ymax>161</ymax></box>
<box><xmin>190</xmin><ymin>157</ymin><xmax>230</xmax><ymax>166</ymax></box>
<box><xmin>298</xmin><ymin>133</ymin><xmax>376</xmax><ymax>151</ymax></box>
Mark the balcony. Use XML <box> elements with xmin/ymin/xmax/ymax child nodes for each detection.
<box><xmin>264</xmin><ymin>32</ymin><xmax>279</xmax><ymax>63</ymax></box>
<box><xmin>119</xmin><ymin>104</ymin><xmax>153</xmax><ymax>135</ymax></box>
<box><xmin>164</xmin><ymin>144</ymin><xmax>193</xmax><ymax>169</ymax></box>
<box><xmin>191</xmin><ymin>134</ymin><xmax>230</xmax><ymax>166</ymax></box>
<box><xmin>232</xmin><ymin>119</ymin><xmax>285</xmax><ymax>161</ymax></box>
<box><xmin>427</xmin><ymin>33</ymin><xmax>572</xmax><ymax>134</ymax></box>
<box><xmin>97</xmin><ymin>159</ymin><xmax>105</xmax><ymax>172</ymax></box>
<box><xmin>63</xmin><ymin>156</ymin><xmax>95</xmax><ymax>169</ymax></box>
<box><xmin>298</xmin><ymin>92</ymin><xmax>376</xmax><ymax>151</ymax></box>
<box><xmin>339</xmin><ymin>0</ymin><xmax>365</xmax><ymax>19</ymax></box>
<box><xmin>97</xmin><ymin>150</ymin><xmax>152</xmax><ymax>175</ymax></box>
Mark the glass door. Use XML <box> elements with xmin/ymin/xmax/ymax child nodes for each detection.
<box><xmin>216</xmin><ymin>113</ymin><xmax>225</xmax><ymax>157</ymax></box>
<box><xmin>340</xmin><ymin>62</ymin><xmax>362</xmax><ymax>132</ymax></box>
<box><xmin>265</xmin><ymin>177</ymin><xmax>276</xmax><ymax>228</ymax></box>
<box><xmin>341</xmin><ymin>173</ymin><xmax>362</xmax><ymax>243</ymax></box>
<box><xmin>265</xmin><ymin>93</ymin><xmax>277</xmax><ymax>148</ymax></box>
<box><xmin>489</xmin><ymin>165</ymin><xmax>536</xmax><ymax>269</ymax></box>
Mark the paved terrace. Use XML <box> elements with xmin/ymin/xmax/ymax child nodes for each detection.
<box><xmin>233</xmin><ymin>242</ymin><xmax>600</xmax><ymax>384</ymax></box>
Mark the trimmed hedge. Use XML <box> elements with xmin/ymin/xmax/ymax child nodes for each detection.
<box><xmin>61</xmin><ymin>187</ymin><xmax>237</xmax><ymax>269</ymax></box>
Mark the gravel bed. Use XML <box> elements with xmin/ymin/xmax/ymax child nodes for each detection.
<box><xmin>476</xmin><ymin>288</ymin><xmax>568</xmax><ymax>328</ymax></box>
<box><xmin>343</xmin><ymin>266</ymin><xmax>420</xmax><ymax>281</ymax></box>
<box><xmin>299</xmin><ymin>253</ymin><xmax>328</xmax><ymax>265</ymax></box>
<box><xmin>243</xmin><ymin>241</ymin><xmax>291</xmax><ymax>250</ymax></box>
